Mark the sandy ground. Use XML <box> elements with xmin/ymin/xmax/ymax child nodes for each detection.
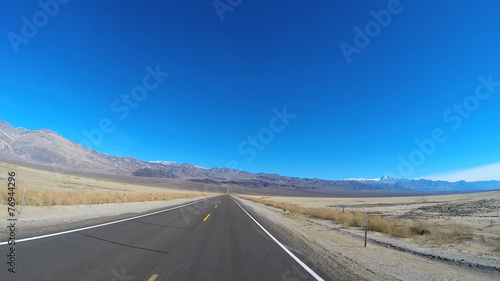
<box><xmin>1</xmin><ymin>161</ymin><xmax>498</xmax><ymax>279</ymax></box>
<box><xmin>0</xmin><ymin>161</ymin><xmax>200</xmax><ymax>195</ymax></box>
<box><xmin>236</xmin><ymin>196</ymin><xmax>500</xmax><ymax>281</ymax></box>
<box><xmin>1</xmin><ymin>189</ymin><xmax>497</xmax><ymax>279</ymax></box>
<box><xmin>1</xmin><ymin>161</ymin><xmax>214</xmax><ymax>239</ymax></box>
<box><xmin>255</xmin><ymin>191</ymin><xmax>500</xmax><ymax>258</ymax></box>
<box><xmin>0</xmin><ymin>196</ymin><xmax>210</xmax><ymax>240</ymax></box>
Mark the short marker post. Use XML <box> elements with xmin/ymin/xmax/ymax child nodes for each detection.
<box><xmin>364</xmin><ymin>217</ymin><xmax>368</xmax><ymax>247</ymax></box>
<box><xmin>20</xmin><ymin>188</ymin><xmax>26</xmax><ymax>214</ymax></box>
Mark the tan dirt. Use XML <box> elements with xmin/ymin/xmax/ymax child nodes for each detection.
<box><xmin>236</xmin><ymin>195</ymin><xmax>500</xmax><ymax>280</ymax></box>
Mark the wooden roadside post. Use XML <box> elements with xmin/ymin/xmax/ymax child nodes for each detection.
<box><xmin>364</xmin><ymin>217</ymin><xmax>368</xmax><ymax>247</ymax></box>
<box><xmin>20</xmin><ymin>188</ymin><xmax>26</xmax><ymax>214</ymax></box>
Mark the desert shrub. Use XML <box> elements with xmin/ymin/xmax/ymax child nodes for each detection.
<box><xmin>240</xmin><ymin>196</ymin><xmax>431</xmax><ymax>238</ymax></box>
<box><xmin>0</xmin><ymin>188</ymin><xmax>204</xmax><ymax>206</ymax></box>
<box><xmin>410</xmin><ymin>221</ymin><xmax>431</xmax><ymax>235</ymax></box>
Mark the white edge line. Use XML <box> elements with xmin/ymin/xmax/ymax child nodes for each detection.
<box><xmin>0</xmin><ymin>196</ymin><xmax>218</xmax><ymax>246</ymax></box>
<box><xmin>231</xmin><ymin>196</ymin><xmax>325</xmax><ymax>281</ymax></box>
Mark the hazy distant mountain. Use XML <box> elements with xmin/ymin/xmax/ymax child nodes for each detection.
<box><xmin>134</xmin><ymin>162</ymin><xmax>379</xmax><ymax>191</ymax></box>
<box><xmin>1</xmin><ymin>120</ymin><xmax>499</xmax><ymax>192</ymax></box>
<box><xmin>344</xmin><ymin>176</ymin><xmax>500</xmax><ymax>191</ymax></box>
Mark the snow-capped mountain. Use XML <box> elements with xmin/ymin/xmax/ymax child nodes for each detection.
<box><xmin>150</xmin><ymin>161</ymin><xmax>177</xmax><ymax>165</ymax></box>
<box><xmin>1</xmin><ymin>120</ymin><xmax>499</xmax><ymax>192</ymax></box>
<box><xmin>150</xmin><ymin>161</ymin><xmax>207</xmax><ymax>169</ymax></box>
<box><xmin>345</xmin><ymin>176</ymin><xmax>401</xmax><ymax>184</ymax></box>
<box><xmin>345</xmin><ymin>176</ymin><xmax>499</xmax><ymax>191</ymax></box>
<box><xmin>344</xmin><ymin>178</ymin><xmax>380</xmax><ymax>182</ymax></box>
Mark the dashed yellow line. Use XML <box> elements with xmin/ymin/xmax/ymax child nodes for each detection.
<box><xmin>148</xmin><ymin>274</ymin><xmax>159</xmax><ymax>281</ymax></box>
<box><xmin>203</xmin><ymin>214</ymin><xmax>211</xmax><ymax>221</ymax></box>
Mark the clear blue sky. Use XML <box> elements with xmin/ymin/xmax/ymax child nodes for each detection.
<box><xmin>1</xmin><ymin>0</ymin><xmax>500</xmax><ymax>181</ymax></box>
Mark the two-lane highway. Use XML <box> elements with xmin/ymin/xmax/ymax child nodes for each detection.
<box><xmin>1</xmin><ymin>195</ymin><xmax>325</xmax><ymax>280</ymax></box>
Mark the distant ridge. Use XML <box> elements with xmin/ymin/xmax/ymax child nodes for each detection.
<box><xmin>344</xmin><ymin>176</ymin><xmax>500</xmax><ymax>191</ymax></box>
<box><xmin>1</xmin><ymin>120</ymin><xmax>499</xmax><ymax>192</ymax></box>
<box><xmin>0</xmin><ymin>121</ymin><xmax>149</xmax><ymax>174</ymax></box>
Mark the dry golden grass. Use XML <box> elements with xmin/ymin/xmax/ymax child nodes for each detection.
<box><xmin>0</xmin><ymin>161</ymin><xmax>214</xmax><ymax>206</ymax></box>
<box><xmin>426</xmin><ymin>223</ymin><xmax>474</xmax><ymax>245</ymax></box>
<box><xmin>1</xmin><ymin>188</ymin><xmax>206</xmax><ymax>206</ymax></box>
<box><xmin>240</xmin><ymin>196</ymin><xmax>431</xmax><ymax>238</ymax></box>
<box><xmin>247</xmin><ymin>193</ymin><xmax>500</xmax><ymax>254</ymax></box>
<box><xmin>0</xmin><ymin>161</ymin><xmax>214</xmax><ymax>195</ymax></box>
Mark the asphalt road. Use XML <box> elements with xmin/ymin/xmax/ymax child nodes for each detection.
<box><xmin>1</xmin><ymin>195</ymin><xmax>326</xmax><ymax>281</ymax></box>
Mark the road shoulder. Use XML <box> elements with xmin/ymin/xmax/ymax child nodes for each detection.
<box><xmin>0</xmin><ymin>196</ymin><xmax>210</xmax><ymax>240</ymax></box>
<box><xmin>236</xmin><ymin>196</ymin><xmax>500</xmax><ymax>281</ymax></box>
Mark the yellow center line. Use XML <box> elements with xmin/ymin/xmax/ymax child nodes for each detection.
<box><xmin>148</xmin><ymin>274</ymin><xmax>159</xmax><ymax>281</ymax></box>
<box><xmin>203</xmin><ymin>214</ymin><xmax>211</xmax><ymax>221</ymax></box>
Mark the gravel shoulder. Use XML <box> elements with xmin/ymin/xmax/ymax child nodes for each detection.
<box><xmin>235</xmin><ymin>196</ymin><xmax>500</xmax><ymax>281</ymax></box>
<box><xmin>1</xmin><ymin>196</ymin><xmax>210</xmax><ymax>240</ymax></box>
<box><xmin>3</xmin><ymin>194</ymin><xmax>498</xmax><ymax>280</ymax></box>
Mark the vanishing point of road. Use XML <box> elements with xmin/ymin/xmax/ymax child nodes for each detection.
<box><xmin>1</xmin><ymin>195</ymin><xmax>328</xmax><ymax>281</ymax></box>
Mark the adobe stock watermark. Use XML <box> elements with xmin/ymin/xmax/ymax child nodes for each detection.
<box><xmin>226</xmin><ymin>106</ymin><xmax>296</xmax><ymax>171</ymax></box>
<box><xmin>213</xmin><ymin>0</ymin><xmax>243</xmax><ymax>21</ymax></box>
<box><xmin>388</xmin><ymin>74</ymin><xmax>500</xmax><ymax>178</ymax></box>
<box><xmin>339</xmin><ymin>0</ymin><xmax>405</xmax><ymax>64</ymax></box>
<box><xmin>7</xmin><ymin>0</ymin><xmax>70</xmax><ymax>54</ymax></box>
<box><xmin>79</xmin><ymin>64</ymin><xmax>169</xmax><ymax>149</ymax></box>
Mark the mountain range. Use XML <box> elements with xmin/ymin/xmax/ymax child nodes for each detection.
<box><xmin>1</xmin><ymin>120</ymin><xmax>499</xmax><ymax>192</ymax></box>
